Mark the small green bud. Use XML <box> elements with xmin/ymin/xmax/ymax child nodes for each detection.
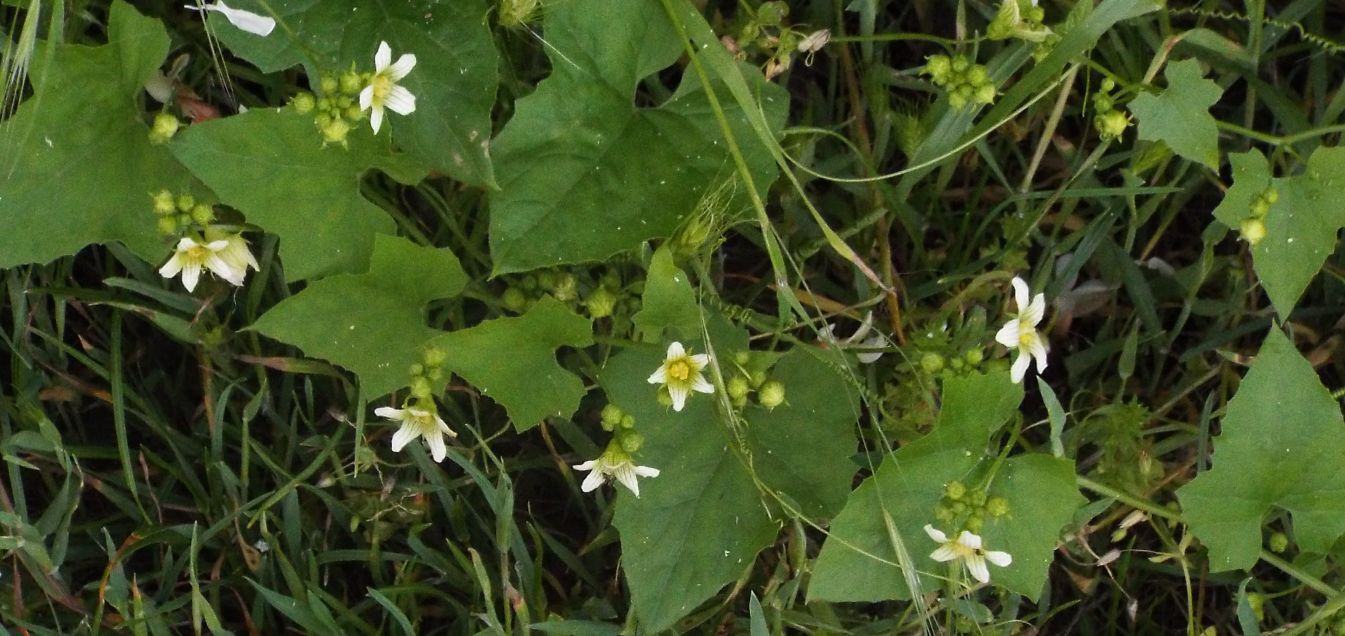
<box><xmin>1245</xmin><ymin>593</ymin><xmax>1265</xmax><ymax>621</ymax></box>
<box><xmin>291</xmin><ymin>92</ymin><xmax>316</xmax><ymax>114</ymax></box>
<box><xmin>944</xmin><ymin>480</ymin><xmax>967</xmax><ymax>501</ymax></box>
<box><xmin>427</xmin><ymin>368</ymin><xmax>443</xmax><ymax>382</ymax></box>
<box><xmin>759</xmin><ymin>381</ymin><xmax>786</xmax><ymax>409</ymax></box>
<box><xmin>970</xmin><ymin>490</ymin><xmax>987</xmax><ymax>506</ymax></box>
<box><xmin>600</xmin><ymin>404</ymin><xmax>624</xmax><ymax>428</ymax></box>
<box><xmin>148</xmin><ymin>112</ymin><xmax>181</xmax><ymax>145</ymax></box>
<box><xmin>731</xmin><ymin>393</ymin><xmax>749</xmax><ymax>409</ymax></box>
<box><xmin>176</xmin><ymin>193</ymin><xmax>196</xmax><ymax>212</ymax></box>
<box><xmin>1101</xmin><ymin>77</ymin><xmax>1116</xmax><ymax>92</ymax></box>
<box><xmin>190</xmin><ymin>203</ymin><xmax>214</xmax><ymax>226</ymax></box>
<box><xmin>518</xmin><ymin>275</ymin><xmax>538</xmax><ymax>291</ymax></box>
<box><xmin>336</xmin><ymin>95</ymin><xmax>354</xmax><ymax>110</ymax></box>
<box><xmin>344</xmin><ymin>105</ymin><xmax>363</xmax><ymax>121</ymax></box>
<box><xmin>176</xmin><ymin>213</ymin><xmax>192</xmax><ymax>228</ymax></box>
<box><xmin>1263</xmin><ymin>187</ymin><xmax>1279</xmax><ymax>204</ymax></box>
<box><xmin>1240</xmin><ymin>218</ymin><xmax>1266</xmax><ymax>246</ymax></box>
<box><xmin>948</xmin><ymin>91</ymin><xmax>968</xmax><ymax>110</ymax></box>
<box><xmin>423</xmin><ymin>347</ymin><xmax>447</xmax><ymax>368</ymax></box>
<box><xmin>502</xmin><ymin>287</ymin><xmax>528</xmax><ymax>312</ymax></box>
<box><xmin>1027</xmin><ymin>6</ymin><xmax>1045</xmax><ymax>22</ymax></box>
<box><xmin>935</xmin><ymin>504</ymin><xmax>956</xmax><ymax>522</ymax></box>
<box><xmin>973</xmin><ymin>83</ymin><xmax>996</xmax><ymax>105</ymax></box>
<box><xmin>951</xmin><ymin>55</ymin><xmax>970</xmax><ymax>73</ymax></box>
<box><xmin>499</xmin><ymin>0</ymin><xmax>542</xmax><ymax>27</ymax></box>
<box><xmin>619</xmin><ymin>431</ymin><xmax>644</xmax><ymax>453</ymax></box>
<box><xmin>953</xmin><ymin>616</ymin><xmax>975</xmax><ymax>633</ymax></box>
<box><xmin>727</xmin><ymin>375</ymin><xmax>751</xmax><ymax>400</ymax></box>
<box><xmin>965</xmin><ymin>349</ymin><xmax>984</xmax><ymax>365</ymax></box>
<box><xmin>965</xmin><ymin>513</ymin><xmax>984</xmax><ymax>533</ymax></box>
<box><xmin>321</xmin><ymin>118</ymin><xmax>352</xmax><ymax>147</ymax></box>
<box><xmin>316</xmin><ymin>97</ymin><xmax>334</xmax><ymax>113</ymax></box>
<box><xmin>409</xmin><ymin>363</ymin><xmax>425</xmax><ymax>377</ymax></box>
<box><xmin>339</xmin><ymin>70</ymin><xmax>363</xmax><ymax>95</ymax></box>
<box><xmin>1093</xmin><ymin>95</ymin><xmax>1114</xmax><ymax>112</ymax></box>
<box><xmin>156</xmin><ymin>216</ymin><xmax>179</xmax><ymax>236</ymax></box>
<box><xmin>756</xmin><ymin>1</ymin><xmax>788</xmax><ymax>25</ymax></box>
<box><xmin>552</xmin><ymin>272</ymin><xmax>577</xmax><ymax>301</ymax></box>
<box><xmin>1249</xmin><ymin>196</ymin><xmax>1271</xmax><ymax>218</ymax></box>
<box><xmin>923</xmin><ymin>55</ymin><xmax>951</xmax><ymax>83</ymax></box>
<box><xmin>151</xmin><ymin>190</ymin><xmax>177</xmax><ymax>215</ymax></box>
<box><xmin>950</xmin><ymin>358</ymin><xmax>966</xmax><ymax>370</ymax></box>
<box><xmin>585</xmin><ymin>287</ymin><xmax>616</xmax><ymax>318</ymax></box>
<box><xmin>966</xmin><ymin>65</ymin><xmax>989</xmax><ymax>85</ymax></box>
<box><xmin>619</xmin><ymin>414</ymin><xmax>636</xmax><ymax>430</ymax></box>
<box><xmin>733</xmin><ymin>351</ymin><xmax>751</xmax><ymax>366</ymax></box>
<box><xmin>986</xmin><ymin>496</ymin><xmax>1010</xmax><ymax>517</ymax></box>
<box><xmin>1268</xmin><ymin>532</ymin><xmax>1289</xmax><ymax>553</ymax></box>
<box><xmin>600</xmin><ymin>270</ymin><xmax>621</xmax><ymax>289</ymax></box>
<box><xmin>749</xmin><ymin>369</ymin><xmax>768</xmax><ymax>389</ymax></box>
<box><xmin>320</xmin><ymin>74</ymin><xmax>339</xmax><ymax>95</ymax></box>
<box><xmin>948</xmin><ymin>500</ymin><xmax>965</xmax><ymax>515</ymax></box>
<box><xmin>919</xmin><ymin>352</ymin><xmax>945</xmax><ymax>374</ymax></box>
<box><xmin>1096</xmin><ymin>110</ymin><xmax>1129</xmax><ymax>140</ymax></box>
<box><xmin>314</xmin><ymin>112</ymin><xmax>334</xmax><ymax>131</ymax></box>
<box><xmin>410</xmin><ymin>376</ymin><xmax>434</xmax><ymax>399</ymax></box>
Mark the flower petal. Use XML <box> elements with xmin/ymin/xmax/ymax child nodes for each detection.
<box><xmin>669</xmin><ymin>384</ymin><xmax>689</xmax><ymax>412</ymax></box>
<box><xmin>957</xmin><ymin>531</ymin><xmax>983</xmax><ymax>551</ymax></box>
<box><xmin>994</xmin><ymin>320</ymin><xmax>1020</xmax><ymax>348</ymax></box>
<box><xmin>159</xmin><ymin>254</ymin><xmax>184</xmax><ymax>279</ymax></box>
<box><xmin>1024</xmin><ymin>293</ymin><xmax>1047</xmax><ymax>326</ymax></box>
<box><xmin>572</xmin><ymin>460</ymin><xmax>598</xmax><ymax>471</ymax></box>
<box><xmin>929</xmin><ymin>546</ymin><xmax>958</xmax><ymax>562</ymax></box>
<box><xmin>1010</xmin><ymin>352</ymin><xmax>1030</xmax><ymax>384</ymax></box>
<box><xmin>359</xmin><ymin>86</ymin><xmax>374</xmax><ymax>112</ymax></box>
<box><xmin>374</xmin><ymin>406</ymin><xmax>404</xmax><ymax>420</ymax></box>
<box><xmin>923</xmin><ymin>524</ymin><xmax>948</xmax><ymax>543</ymax></box>
<box><xmin>986</xmin><ymin>550</ymin><xmax>1013</xmax><ymax>568</ymax></box>
<box><xmin>580</xmin><ymin>468</ymin><xmax>606</xmax><ymax>492</ymax></box>
<box><xmin>647</xmin><ymin>365</ymin><xmax>667</xmax><ymax>384</ymax></box>
<box><xmin>1028</xmin><ymin>336</ymin><xmax>1049</xmax><ymax>373</ymax></box>
<box><xmin>368</xmin><ymin>104</ymin><xmax>384</xmax><ymax>134</ymax></box>
<box><xmin>206</xmin><ymin>2</ymin><xmax>276</xmax><ymax>37</ymax></box>
<box><xmin>634</xmin><ymin>465</ymin><xmax>660</xmax><ymax>478</ymax></box>
<box><xmin>690</xmin><ymin>374</ymin><xmax>714</xmax><ymax>395</ymax></box>
<box><xmin>181</xmin><ymin>263</ymin><xmax>202</xmax><ymax>292</ymax></box>
<box><xmin>374</xmin><ymin>41</ymin><xmax>392</xmax><ymax>72</ymax></box>
<box><xmin>390</xmin><ymin>424</ymin><xmax>416</xmax><ymax>452</ymax></box>
<box><xmin>388</xmin><ymin>53</ymin><xmax>417</xmax><ymax>81</ymax></box>
<box><xmin>426</xmin><ymin>431</ymin><xmax>448</xmax><ymax>463</ymax></box>
<box><xmin>612</xmin><ymin>464</ymin><xmax>640</xmax><ymax>497</ymax></box>
<box><xmin>966</xmin><ymin>554</ymin><xmax>991</xmax><ymax>584</ymax></box>
<box><xmin>384</xmin><ymin>85</ymin><xmax>416</xmax><ymax>116</ymax></box>
<box><xmin>665</xmin><ymin>341</ymin><xmax>686</xmax><ymax>360</ymax></box>
<box><xmin>435</xmin><ymin>413</ymin><xmax>457</xmax><ymax>438</ymax></box>
<box><xmin>689</xmin><ymin>353</ymin><xmax>710</xmax><ymax>369</ymax></box>
<box><xmin>1011</xmin><ymin>276</ymin><xmax>1030</xmax><ymax>312</ymax></box>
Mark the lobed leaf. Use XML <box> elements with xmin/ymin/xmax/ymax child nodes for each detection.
<box><xmin>1129</xmin><ymin>59</ymin><xmax>1223</xmax><ymax>170</ymax></box>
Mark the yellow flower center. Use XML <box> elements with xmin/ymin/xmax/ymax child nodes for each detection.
<box><xmin>371</xmin><ymin>75</ymin><xmax>394</xmax><ymax>103</ymax></box>
<box><xmin>667</xmin><ymin>359</ymin><xmax>692</xmax><ymax>382</ymax></box>
<box><xmin>185</xmin><ymin>244</ymin><xmax>211</xmax><ymax>262</ymax></box>
<box><xmin>1018</xmin><ymin>325</ymin><xmax>1037</xmax><ymax>349</ymax></box>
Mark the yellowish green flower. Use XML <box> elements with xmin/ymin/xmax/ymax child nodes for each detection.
<box><xmin>647</xmin><ymin>342</ymin><xmax>713</xmax><ymax>412</ymax></box>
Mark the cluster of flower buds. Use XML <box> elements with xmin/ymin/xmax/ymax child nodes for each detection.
<box><xmin>572</xmin><ymin>403</ymin><xmax>659</xmax><ymax>497</ymax></box>
<box><xmin>1092</xmin><ymin>78</ymin><xmax>1131</xmax><ymax>141</ymax></box>
<box><xmin>1240</xmin><ymin>185</ymin><xmax>1278</xmax><ymax>246</ymax></box>
<box><xmin>149</xmin><ymin>190</ymin><xmax>258</xmax><ymax>293</ymax></box>
<box><xmin>923</xmin><ymin>54</ymin><xmax>996</xmax><ymax>110</ymax></box>
<box><xmin>721</xmin><ymin>1</ymin><xmax>829</xmax><ymax>80</ymax></box>
<box><xmin>291</xmin><ymin>69</ymin><xmax>369</xmax><ymax>147</ymax></box>
<box><xmin>407</xmin><ymin>347</ymin><xmax>448</xmax><ymax>403</ymax></box>
<box><xmin>934</xmin><ymin>480</ymin><xmax>1010</xmax><ymax>533</ymax></box>
<box><xmin>723</xmin><ymin>351</ymin><xmax>786</xmax><ymax>411</ymax></box>
<box><xmin>501</xmin><ymin>268</ymin><xmax>635</xmax><ymax>321</ymax></box>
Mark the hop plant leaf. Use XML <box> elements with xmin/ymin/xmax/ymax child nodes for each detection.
<box><xmin>487</xmin><ymin>0</ymin><xmax>788</xmax><ymax>274</ymax></box>
<box><xmin>0</xmin><ymin>1</ymin><xmax>200</xmax><ymax>268</ymax></box>
<box><xmin>206</xmin><ymin>0</ymin><xmax>498</xmax><ymax>187</ymax></box>
<box><xmin>809</xmin><ymin>371</ymin><xmax>1084</xmax><ymax>601</ymax></box>
<box><xmin>1178</xmin><ymin>328</ymin><xmax>1345</xmax><ymax>571</ymax></box>
<box><xmin>1128</xmin><ymin>59</ymin><xmax>1223</xmax><ymax>169</ymax></box>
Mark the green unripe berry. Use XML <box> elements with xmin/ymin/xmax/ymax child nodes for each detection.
<box><xmin>190</xmin><ymin>203</ymin><xmax>214</xmax><ymax>226</ymax></box>
<box><xmin>759</xmin><ymin>380</ymin><xmax>786</xmax><ymax>410</ymax></box>
<box><xmin>944</xmin><ymin>480</ymin><xmax>967</xmax><ymax>501</ymax></box>
<box><xmin>920</xmin><ymin>352</ymin><xmax>945</xmax><ymax>374</ymax></box>
<box><xmin>1097</xmin><ymin>110</ymin><xmax>1129</xmax><ymax>140</ymax></box>
<box><xmin>156</xmin><ymin>216</ymin><xmax>179</xmax><ymax>236</ymax></box>
<box><xmin>1240</xmin><ymin>218</ymin><xmax>1266</xmax><ymax>246</ymax></box>
<box><xmin>973</xmin><ymin>83</ymin><xmax>997</xmax><ymax>105</ymax></box>
<box><xmin>585</xmin><ymin>287</ymin><xmax>617</xmax><ymax>319</ymax></box>
<box><xmin>148</xmin><ymin>113</ymin><xmax>181</xmax><ymax>145</ymax></box>
<box><xmin>1101</xmin><ymin>77</ymin><xmax>1116</xmax><ymax>92</ymax></box>
<box><xmin>320</xmin><ymin>74</ymin><xmax>339</xmax><ymax>95</ymax></box>
<box><xmin>986</xmin><ymin>496</ymin><xmax>1010</xmax><ymax>517</ymax></box>
<box><xmin>727</xmin><ymin>375</ymin><xmax>751</xmax><ymax>400</ymax></box>
<box><xmin>423</xmin><ymin>347</ymin><xmax>447</xmax><ymax>367</ymax></box>
<box><xmin>619</xmin><ymin>431</ymin><xmax>644</xmax><ymax>453</ymax></box>
<box><xmin>619</xmin><ymin>414</ymin><xmax>636</xmax><ymax>429</ymax></box>
<box><xmin>502</xmin><ymin>287</ymin><xmax>528</xmax><ymax>312</ymax></box>
<box><xmin>291</xmin><ymin>92</ymin><xmax>316</xmax><ymax>114</ymax></box>
<box><xmin>965</xmin><ymin>513</ymin><xmax>984</xmax><ymax>533</ymax></box>
<box><xmin>176</xmin><ymin>193</ymin><xmax>196</xmax><ymax>212</ymax></box>
<box><xmin>600</xmin><ymin>404</ymin><xmax>624</xmax><ymax>428</ymax></box>
<box><xmin>152</xmin><ymin>190</ymin><xmax>177</xmax><ymax>215</ymax></box>
<box><xmin>1268</xmin><ymin>532</ymin><xmax>1289</xmax><ymax>553</ymax></box>
<box><xmin>410</xmin><ymin>377</ymin><xmax>433</xmax><ymax>399</ymax></box>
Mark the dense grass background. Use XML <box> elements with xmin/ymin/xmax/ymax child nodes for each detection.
<box><xmin>3</xmin><ymin>0</ymin><xmax>1345</xmax><ymax>633</ymax></box>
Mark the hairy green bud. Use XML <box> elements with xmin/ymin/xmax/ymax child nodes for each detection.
<box><xmin>1268</xmin><ymin>531</ymin><xmax>1289</xmax><ymax>553</ymax></box>
<box><xmin>152</xmin><ymin>190</ymin><xmax>177</xmax><ymax>216</ymax></box>
<box><xmin>727</xmin><ymin>375</ymin><xmax>751</xmax><ymax>401</ymax></box>
<box><xmin>600</xmin><ymin>404</ymin><xmax>624</xmax><ymax>428</ymax></box>
<box><xmin>148</xmin><ymin>112</ymin><xmax>181</xmax><ymax>145</ymax></box>
<box><xmin>585</xmin><ymin>286</ymin><xmax>617</xmax><ymax>319</ymax></box>
<box><xmin>502</xmin><ymin>287</ymin><xmax>528</xmax><ymax>312</ymax></box>
<box><xmin>920</xmin><ymin>352</ymin><xmax>945</xmax><ymax>374</ymax></box>
<box><xmin>759</xmin><ymin>381</ymin><xmax>786</xmax><ymax>409</ymax></box>
<box><xmin>190</xmin><ymin>203</ymin><xmax>214</xmax><ymax>226</ymax></box>
<box><xmin>619</xmin><ymin>430</ymin><xmax>644</xmax><ymax>453</ymax></box>
<box><xmin>291</xmin><ymin>92</ymin><xmax>316</xmax><ymax>114</ymax></box>
<box><xmin>944</xmin><ymin>480</ymin><xmax>967</xmax><ymax>501</ymax></box>
<box><xmin>1240</xmin><ymin>218</ymin><xmax>1266</xmax><ymax>246</ymax></box>
<box><xmin>986</xmin><ymin>496</ymin><xmax>1010</xmax><ymax>517</ymax></box>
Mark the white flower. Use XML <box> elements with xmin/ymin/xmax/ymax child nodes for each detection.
<box><xmin>994</xmin><ymin>276</ymin><xmax>1047</xmax><ymax>384</ymax></box>
<box><xmin>925</xmin><ymin>524</ymin><xmax>1013</xmax><ymax>584</ymax></box>
<box><xmin>647</xmin><ymin>342</ymin><xmax>713</xmax><ymax>412</ymax></box>
<box><xmin>573</xmin><ymin>448</ymin><xmax>660</xmax><ymax>497</ymax></box>
<box><xmin>376</xmin><ymin>406</ymin><xmax>456</xmax><ymax>463</ymax></box>
<box><xmin>185</xmin><ymin>1</ymin><xmax>276</xmax><ymax>37</ymax></box>
<box><xmin>159</xmin><ymin>237</ymin><xmax>244</xmax><ymax>292</ymax></box>
<box><xmin>359</xmin><ymin>41</ymin><xmax>417</xmax><ymax>134</ymax></box>
<box><xmin>818</xmin><ymin>311</ymin><xmax>886</xmax><ymax>364</ymax></box>
<box><xmin>205</xmin><ymin>227</ymin><xmax>259</xmax><ymax>279</ymax></box>
<box><xmin>796</xmin><ymin>29</ymin><xmax>831</xmax><ymax>54</ymax></box>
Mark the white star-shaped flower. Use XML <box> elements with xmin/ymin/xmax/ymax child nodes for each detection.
<box><xmin>158</xmin><ymin>236</ymin><xmax>244</xmax><ymax>292</ymax></box>
<box><xmin>994</xmin><ymin>276</ymin><xmax>1047</xmax><ymax>384</ymax></box>
<box><xmin>185</xmin><ymin>1</ymin><xmax>276</xmax><ymax>37</ymax></box>
<box><xmin>573</xmin><ymin>448</ymin><xmax>660</xmax><ymax>497</ymax></box>
<box><xmin>359</xmin><ymin>41</ymin><xmax>417</xmax><ymax>134</ymax></box>
<box><xmin>647</xmin><ymin>342</ymin><xmax>713</xmax><ymax>411</ymax></box>
<box><xmin>205</xmin><ymin>227</ymin><xmax>259</xmax><ymax>280</ymax></box>
<box><xmin>925</xmin><ymin>524</ymin><xmax>1012</xmax><ymax>584</ymax></box>
<box><xmin>376</xmin><ymin>406</ymin><xmax>456</xmax><ymax>463</ymax></box>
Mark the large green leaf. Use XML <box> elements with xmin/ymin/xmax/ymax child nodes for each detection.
<box><xmin>172</xmin><ymin>110</ymin><xmax>425</xmax><ymax>281</ymax></box>
<box><xmin>1129</xmin><ymin>59</ymin><xmax>1223</xmax><ymax>170</ymax></box>
<box><xmin>1178</xmin><ymin>328</ymin><xmax>1345</xmax><ymax>571</ymax></box>
<box><xmin>208</xmin><ymin>0</ymin><xmax>498</xmax><ymax>187</ymax></box>
<box><xmin>605</xmin><ymin>336</ymin><xmax>857</xmax><ymax>631</ymax></box>
<box><xmin>487</xmin><ymin>0</ymin><xmax>788</xmax><ymax>274</ymax></box>
<box><xmin>250</xmin><ymin>234</ymin><xmax>466</xmax><ymax>399</ymax></box>
<box><xmin>429</xmin><ymin>297</ymin><xmax>593</xmax><ymax>431</ymax></box>
<box><xmin>1210</xmin><ymin>147</ymin><xmax>1345</xmax><ymax>317</ymax></box>
<box><xmin>810</xmin><ymin>371</ymin><xmax>1083</xmax><ymax>601</ymax></box>
<box><xmin>0</xmin><ymin>1</ymin><xmax>196</xmax><ymax>268</ymax></box>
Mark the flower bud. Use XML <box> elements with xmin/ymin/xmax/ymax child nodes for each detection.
<box><xmin>156</xmin><ymin>216</ymin><xmax>180</xmax><ymax>236</ymax></box>
<box><xmin>619</xmin><ymin>414</ymin><xmax>636</xmax><ymax>430</ymax></box>
<box><xmin>964</xmin><ymin>349</ymin><xmax>984</xmax><ymax>366</ymax></box>
<box><xmin>291</xmin><ymin>92</ymin><xmax>316</xmax><ymax>114</ymax></box>
<box><xmin>1093</xmin><ymin>94</ymin><xmax>1114</xmax><ymax>112</ymax></box>
<box><xmin>619</xmin><ymin>431</ymin><xmax>644</xmax><ymax>453</ymax></box>
<box><xmin>553</xmin><ymin>272</ymin><xmax>578</xmax><ymax>301</ymax></box>
<box><xmin>756</xmin><ymin>1</ymin><xmax>788</xmax><ymax>25</ymax></box>
<box><xmin>148</xmin><ymin>112</ymin><xmax>181</xmax><ymax>145</ymax></box>
<box><xmin>749</xmin><ymin>369</ymin><xmax>768</xmax><ymax>389</ymax></box>
<box><xmin>344</xmin><ymin>104</ymin><xmax>363</xmax><ymax>122</ymax></box>
<box><xmin>320</xmin><ymin>74</ymin><xmax>339</xmax><ymax>95</ymax></box>
<box><xmin>759</xmin><ymin>380</ymin><xmax>786</xmax><ymax>410</ymax></box>
<box><xmin>151</xmin><ymin>190</ymin><xmax>177</xmax><ymax>215</ymax></box>
<box><xmin>951</xmin><ymin>55</ymin><xmax>970</xmax><ymax>73</ymax></box>
<box><xmin>410</xmin><ymin>377</ymin><xmax>433</xmax><ymax>399</ymax></box>
<box><xmin>586</xmin><ymin>287</ymin><xmax>617</xmax><ymax>318</ymax></box>
<box><xmin>1096</xmin><ymin>110</ymin><xmax>1129</xmax><ymax>140</ymax></box>
<box><xmin>965</xmin><ymin>513</ymin><xmax>984</xmax><ymax>533</ymax></box>
<box><xmin>1263</xmin><ymin>187</ymin><xmax>1279</xmax><ymax>204</ymax></box>
<box><xmin>176</xmin><ymin>193</ymin><xmax>196</xmax><ymax>212</ymax></box>
<box><xmin>339</xmin><ymin>70</ymin><xmax>363</xmax><ymax>95</ymax></box>
<box><xmin>1268</xmin><ymin>531</ymin><xmax>1289</xmax><ymax>553</ymax></box>
<box><xmin>796</xmin><ymin>29</ymin><xmax>830</xmax><ymax>54</ymax></box>
<box><xmin>409</xmin><ymin>363</ymin><xmax>425</xmax><ymax>377</ymax></box>
<box><xmin>190</xmin><ymin>203</ymin><xmax>214</xmax><ymax>226</ymax></box>
<box><xmin>923</xmin><ymin>55</ymin><xmax>951</xmax><ymax>84</ymax></box>
<box><xmin>1240</xmin><ymin>218</ymin><xmax>1266</xmax><ymax>246</ymax></box>
<box><xmin>986</xmin><ymin>496</ymin><xmax>1010</xmax><ymax>517</ymax></box>
<box><xmin>501</xmin><ymin>287</ymin><xmax>528</xmax><ymax>313</ymax></box>
<box><xmin>600</xmin><ymin>404</ymin><xmax>624</xmax><ymax>428</ymax></box>
<box><xmin>966</xmin><ymin>65</ymin><xmax>989</xmax><ymax>86</ymax></box>
<box><xmin>1101</xmin><ymin>77</ymin><xmax>1116</xmax><ymax>92</ymax></box>
<box><xmin>920</xmin><ymin>352</ymin><xmax>945</xmax><ymax>374</ymax></box>
<box><xmin>499</xmin><ymin>0</ymin><xmax>542</xmax><ymax>27</ymax></box>
<box><xmin>321</xmin><ymin>118</ymin><xmax>352</xmax><ymax>147</ymax></box>
<box><xmin>727</xmin><ymin>375</ymin><xmax>751</xmax><ymax>400</ymax></box>
<box><xmin>423</xmin><ymin>347</ymin><xmax>447</xmax><ymax>368</ymax></box>
<box><xmin>176</xmin><ymin>213</ymin><xmax>193</xmax><ymax>228</ymax></box>
<box><xmin>974</xmin><ymin>83</ymin><xmax>997</xmax><ymax>105</ymax></box>
<box><xmin>944</xmin><ymin>480</ymin><xmax>967</xmax><ymax>501</ymax></box>
<box><xmin>336</xmin><ymin>95</ymin><xmax>354</xmax><ymax>110</ymax></box>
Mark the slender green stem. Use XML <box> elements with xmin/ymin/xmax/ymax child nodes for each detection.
<box><xmin>1215</xmin><ymin>120</ymin><xmax>1345</xmax><ymax>146</ymax></box>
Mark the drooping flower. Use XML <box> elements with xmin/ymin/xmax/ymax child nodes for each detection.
<box><xmin>573</xmin><ymin>445</ymin><xmax>660</xmax><ymax>497</ymax></box>
<box><xmin>158</xmin><ymin>236</ymin><xmax>243</xmax><ymax>292</ymax></box>
<box><xmin>359</xmin><ymin>41</ymin><xmax>417</xmax><ymax>134</ymax></box>
<box><xmin>925</xmin><ymin>524</ymin><xmax>1013</xmax><ymax>584</ymax></box>
<box><xmin>994</xmin><ymin>276</ymin><xmax>1047</xmax><ymax>384</ymax></box>
<box><xmin>647</xmin><ymin>342</ymin><xmax>713</xmax><ymax>412</ymax></box>
<box><xmin>205</xmin><ymin>227</ymin><xmax>259</xmax><ymax>279</ymax></box>
<box><xmin>818</xmin><ymin>311</ymin><xmax>887</xmax><ymax>364</ymax></box>
<box><xmin>185</xmin><ymin>1</ymin><xmax>276</xmax><ymax>37</ymax></box>
<box><xmin>376</xmin><ymin>405</ymin><xmax>456</xmax><ymax>463</ymax></box>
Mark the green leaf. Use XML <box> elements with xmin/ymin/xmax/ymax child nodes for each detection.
<box><xmin>488</xmin><ymin>0</ymin><xmax>787</xmax><ymax>274</ymax></box>
<box><xmin>0</xmin><ymin>1</ymin><xmax>196</xmax><ymax>268</ymax></box>
<box><xmin>172</xmin><ymin>110</ymin><xmax>426</xmax><ymax>281</ymax></box>
<box><xmin>1178</xmin><ymin>328</ymin><xmax>1345</xmax><ymax>571</ymax></box>
<box><xmin>429</xmin><ymin>297</ymin><xmax>593</xmax><ymax>431</ymax></box>
<box><xmin>208</xmin><ymin>0</ymin><xmax>498</xmax><ymax>187</ymax></box>
<box><xmin>811</xmin><ymin>371</ymin><xmax>1083</xmax><ymax>601</ymax></box>
<box><xmin>632</xmin><ymin>247</ymin><xmax>700</xmax><ymax>342</ymax></box>
<box><xmin>1210</xmin><ymin>147</ymin><xmax>1345</xmax><ymax>316</ymax></box>
<box><xmin>251</xmin><ymin>234</ymin><xmax>466</xmax><ymax>399</ymax></box>
<box><xmin>1129</xmin><ymin>59</ymin><xmax>1223</xmax><ymax>170</ymax></box>
<box><xmin>604</xmin><ymin>337</ymin><xmax>857</xmax><ymax>631</ymax></box>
